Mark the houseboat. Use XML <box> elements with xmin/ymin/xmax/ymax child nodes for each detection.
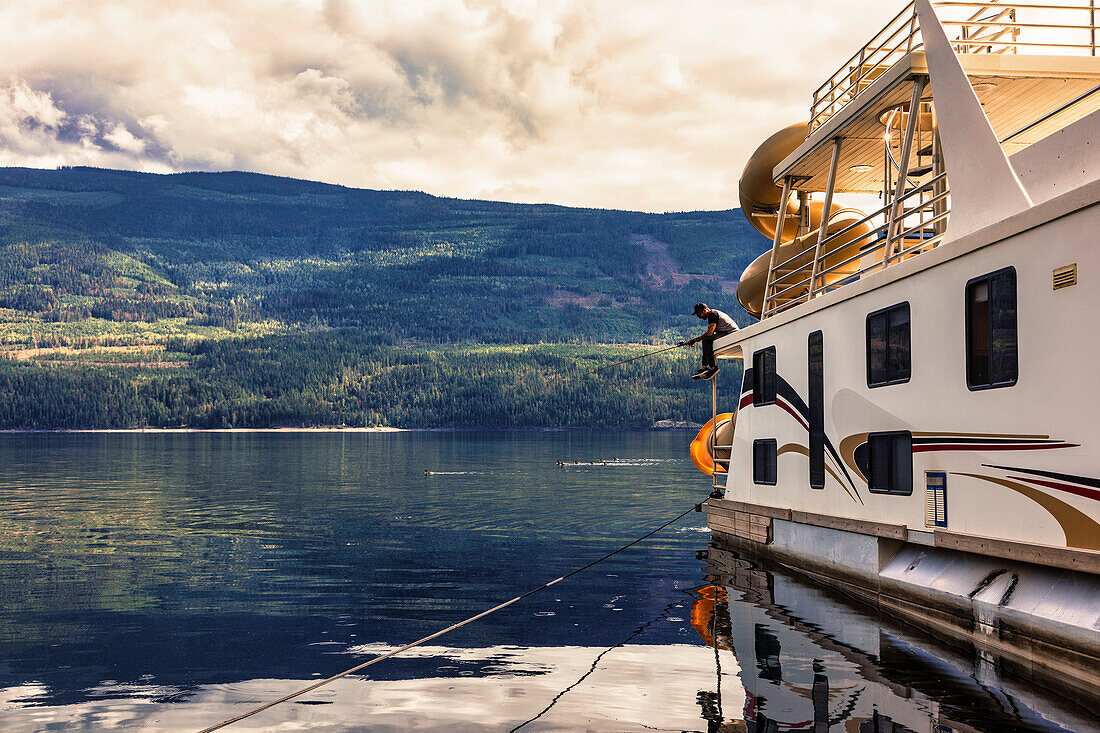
<box><xmin>693</xmin><ymin>0</ymin><xmax>1100</xmax><ymax>688</ymax></box>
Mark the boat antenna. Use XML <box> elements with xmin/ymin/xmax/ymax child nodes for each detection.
<box><xmin>588</xmin><ymin>341</ymin><xmax>690</xmax><ymax>374</ymax></box>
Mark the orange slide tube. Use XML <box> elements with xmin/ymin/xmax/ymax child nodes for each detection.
<box><xmin>690</xmin><ymin>412</ymin><xmax>735</xmax><ymax>475</ymax></box>
<box><xmin>736</xmin><ymin>121</ymin><xmax>872</xmax><ymax>319</ymax></box>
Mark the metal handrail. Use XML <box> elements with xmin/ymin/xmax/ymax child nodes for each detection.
<box><xmin>761</xmin><ymin>181</ymin><xmax>952</xmax><ymax>318</ymax></box>
<box><xmin>810</xmin><ymin>0</ymin><xmax>1100</xmax><ymax>130</ymax></box>
<box><xmin>896</xmin><ymin>209</ymin><xmax>951</xmax><ymax>240</ymax></box>
<box><xmin>767</xmin><ymin>174</ymin><xmax>944</xmax><ymax>288</ymax></box>
<box><xmin>778</xmin><ymin>0</ymin><xmax>1099</xmax><ymax>315</ymax></box>
<box><xmin>765</xmin><ymin>174</ymin><xmax>946</xmax><ymax>305</ymax></box>
<box><xmin>948</xmin><ymin>18</ymin><xmax>1088</xmax><ymax>29</ymax></box>
<box><xmin>767</xmin><ymin>275</ymin><xmax>815</xmax><ymax>302</ymax></box>
<box><xmin>769</xmin><ymin>245</ymin><xmax>817</xmax><ymax>277</ymax></box>
<box><xmin>953</xmin><ymin>39</ymin><xmax>1096</xmax><ymax>48</ymax></box>
<box><xmin>894</xmin><ymin>232</ymin><xmax>949</xmax><ymax>258</ymax></box>
<box><xmin>1001</xmin><ymin>82</ymin><xmax>1100</xmax><ymax>141</ymax></box>
<box><xmin>810</xmin><ymin>2</ymin><xmax>918</xmax><ymax>128</ymax></box>
<box><xmin>936</xmin><ymin>1</ymin><xmax>1095</xmax><ymax>9</ymax></box>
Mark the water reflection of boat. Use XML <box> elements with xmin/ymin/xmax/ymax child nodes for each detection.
<box><xmin>693</xmin><ymin>0</ymin><xmax>1100</xmax><ymax>693</ymax></box>
<box><xmin>693</xmin><ymin>543</ymin><xmax>1100</xmax><ymax>732</ymax></box>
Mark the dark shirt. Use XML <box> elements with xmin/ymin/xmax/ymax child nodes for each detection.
<box><xmin>707</xmin><ymin>309</ymin><xmax>738</xmax><ymax>336</ymax></box>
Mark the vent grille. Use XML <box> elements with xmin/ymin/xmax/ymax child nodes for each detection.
<box><xmin>1053</xmin><ymin>264</ymin><xmax>1077</xmax><ymax>290</ymax></box>
<box><xmin>925</xmin><ymin>472</ymin><xmax>947</xmax><ymax>528</ymax></box>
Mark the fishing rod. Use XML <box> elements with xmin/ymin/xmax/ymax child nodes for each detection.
<box><xmin>588</xmin><ymin>340</ymin><xmax>693</xmax><ymax>374</ymax></box>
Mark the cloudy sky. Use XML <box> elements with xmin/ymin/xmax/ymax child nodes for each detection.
<box><xmin>0</xmin><ymin>0</ymin><xmax>891</xmax><ymax>212</ymax></box>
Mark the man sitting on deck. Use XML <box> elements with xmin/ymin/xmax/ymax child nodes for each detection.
<box><xmin>687</xmin><ymin>303</ymin><xmax>737</xmax><ymax>380</ymax></box>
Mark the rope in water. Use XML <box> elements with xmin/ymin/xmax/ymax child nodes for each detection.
<box><xmin>197</xmin><ymin>503</ymin><xmax>701</xmax><ymax>733</ymax></box>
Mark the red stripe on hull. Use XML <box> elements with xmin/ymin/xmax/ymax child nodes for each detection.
<box><xmin>776</xmin><ymin>398</ymin><xmax>809</xmax><ymax>432</ymax></box>
<box><xmin>1008</xmin><ymin>476</ymin><xmax>1100</xmax><ymax>504</ymax></box>
<box><xmin>913</xmin><ymin>443</ymin><xmax>1077</xmax><ymax>452</ymax></box>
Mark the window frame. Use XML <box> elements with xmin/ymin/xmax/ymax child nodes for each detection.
<box><xmin>808</xmin><ymin>331</ymin><xmax>824</xmax><ymax>490</ymax></box>
<box><xmin>753</xmin><ymin>438</ymin><xmax>778</xmax><ymax>486</ymax></box>
<box><xmin>965</xmin><ymin>266</ymin><xmax>1018</xmax><ymax>391</ymax></box>
<box><xmin>866</xmin><ymin>302</ymin><xmax>912</xmax><ymax>388</ymax></box>
<box><xmin>866</xmin><ymin>430</ymin><xmax>913</xmax><ymax>496</ymax></box>
<box><xmin>752</xmin><ymin>346</ymin><xmax>776</xmax><ymax>406</ymax></box>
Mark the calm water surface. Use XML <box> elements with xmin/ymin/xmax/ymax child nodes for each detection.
<box><xmin>0</xmin><ymin>432</ymin><xmax>1096</xmax><ymax>732</ymax></box>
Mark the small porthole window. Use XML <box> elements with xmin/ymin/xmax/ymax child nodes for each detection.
<box><xmin>966</xmin><ymin>267</ymin><xmax>1017</xmax><ymax>390</ymax></box>
<box><xmin>866</xmin><ymin>431</ymin><xmax>913</xmax><ymax>495</ymax></box>
<box><xmin>752</xmin><ymin>347</ymin><xmax>776</xmax><ymax>406</ymax></box>
<box><xmin>753</xmin><ymin>439</ymin><xmax>777</xmax><ymax>486</ymax></box>
<box><xmin>866</xmin><ymin>303</ymin><xmax>911</xmax><ymax>387</ymax></box>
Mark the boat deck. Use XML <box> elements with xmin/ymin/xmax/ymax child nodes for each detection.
<box><xmin>777</xmin><ymin>51</ymin><xmax>1100</xmax><ymax>194</ymax></box>
<box><xmin>776</xmin><ymin>0</ymin><xmax>1100</xmax><ymax>195</ymax></box>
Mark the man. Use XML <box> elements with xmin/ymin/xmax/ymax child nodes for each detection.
<box><xmin>686</xmin><ymin>303</ymin><xmax>738</xmax><ymax>380</ymax></box>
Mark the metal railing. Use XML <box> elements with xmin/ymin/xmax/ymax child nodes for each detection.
<box><xmin>810</xmin><ymin>1</ymin><xmax>1100</xmax><ymax>131</ymax></box>
<box><xmin>810</xmin><ymin>2</ymin><xmax>921</xmax><ymax>132</ymax></box>
<box><xmin>762</xmin><ymin>0</ymin><xmax>1100</xmax><ymax>320</ymax></box>
<box><xmin>761</xmin><ymin>173</ymin><xmax>950</xmax><ymax>319</ymax></box>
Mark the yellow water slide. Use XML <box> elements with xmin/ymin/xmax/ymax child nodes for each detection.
<box><xmin>736</xmin><ymin>123</ymin><xmax>872</xmax><ymax>318</ymax></box>
<box><xmin>690</xmin><ymin>413</ymin><xmax>735</xmax><ymax>475</ymax></box>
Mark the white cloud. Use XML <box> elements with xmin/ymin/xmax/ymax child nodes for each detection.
<box><xmin>0</xmin><ymin>0</ymin><xmax>893</xmax><ymax>211</ymax></box>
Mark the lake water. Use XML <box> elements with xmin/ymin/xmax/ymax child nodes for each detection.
<box><xmin>0</xmin><ymin>431</ymin><xmax>1096</xmax><ymax>732</ymax></box>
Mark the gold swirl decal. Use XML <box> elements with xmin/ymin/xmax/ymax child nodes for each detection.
<box><xmin>779</xmin><ymin>443</ymin><xmax>860</xmax><ymax>503</ymax></box>
<box><xmin>839</xmin><ymin>432</ymin><xmax>869</xmax><ymax>486</ymax></box>
<box><xmin>954</xmin><ymin>473</ymin><xmax>1100</xmax><ymax>550</ymax></box>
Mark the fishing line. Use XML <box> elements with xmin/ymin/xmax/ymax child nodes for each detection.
<box><xmin>588</xmin><ymin>341</ymin><xmax>692</xmax><ymax>374</ymax></box>
<box><xmin>196</xmin><ymin>503</ymin><xmax>701</xmax><ymax>733</ymax></box>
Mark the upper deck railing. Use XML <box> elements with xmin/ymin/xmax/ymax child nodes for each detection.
<box><xmin>809</xmin><ymin>1</ymin><xmax>1100</xmax><ymax>131</ymax></box>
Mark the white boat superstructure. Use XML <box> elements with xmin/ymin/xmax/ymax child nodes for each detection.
<box><xmin>696</xmin><ymin>0</ymin><xmax>1100</xmax><ymax>684</ymax></box>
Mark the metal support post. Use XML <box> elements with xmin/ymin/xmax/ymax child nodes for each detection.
<box><xmin>711</xmin><ymin>374</ymin><xmax>718</xmax><ymax>491</ymax></box>
<box><xmin>885</xmin><ymin>78</ymin><xmax>926</xmax><ymax>266</ymax></box>
<box><xmin>810</xmin><ymin>137</ymin><xmax>842</xmax><ymax>297</ymax></box>
<box><xmin>797</xmin><ymin>190</ymin><xmax>810</xmax><ymax>236</ymax></box>
<box><xmin>762</xmin><ymin>176</ymin><xmax>793</xmax><ymax>317</ymax></box>
<box><xmin>932</xmin><ymin>125</ymin><xmax>946</xmax><ymax>236</ymax></box>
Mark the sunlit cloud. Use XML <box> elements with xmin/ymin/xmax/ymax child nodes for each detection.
<box><xmin>0</xmin><ymin>0</ymin><xmax>891</xmax><ymax>211</ymax></box>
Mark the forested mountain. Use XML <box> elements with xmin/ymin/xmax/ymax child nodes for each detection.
<box><xmin>0</xmin><ymin>166</ymin><xmax>764</xmax><ymax>428</ymax></box>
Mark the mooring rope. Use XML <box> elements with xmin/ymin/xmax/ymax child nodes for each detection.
<box><xmin>197</xmin><ymin>503</ymin><xmax>701</xmax><ymax>733</ymax></box>
<box><xmin>509</xmin><ymin>596</ymin><xmax>685</xmax><ymax>732</ymax></box>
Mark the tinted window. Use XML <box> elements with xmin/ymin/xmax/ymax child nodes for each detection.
<box><xmin>867</xmin><ymin>303</ymin><xmax>911</xmax><ymax>386</ymax></box>
<box><xmin>967</xmin><ymin>268</ymin><xmax>1017</xmax><ymax>389</ymax></box>
<box><xmin>753</xmin><ymin>439</ymin><xmax>777</xmax><ymax>485</ymax></box>
<box><xmin>808</xmin><ymin>331</ymin><xmax>824</xmax><ymax>490</ymax></box>
<box><xmin>753</xmin><ymin>347</ymin><xmax>776</xmax><ymax>406</ymax></box>
<box><xmin>867</xmin><ymin>431</ymin><xmax>912</xmax><ymax>495</ymax></box>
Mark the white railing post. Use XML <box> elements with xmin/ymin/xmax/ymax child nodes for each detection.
<box><xmin>810</xmin><ymin>138</ymin><xmax>843</xmax><ymax>297</ymax></box>
<box><xmin>885</xmin><ymin>78</ymin><xmax>927</xmax><ymax>266</ymax></box>
<box><xmin>711</xmin><ymin>374</ymin><xmax>718</xmax><ymax>491</ymax></box>
<box><xmin>762</xmin><ymin>177</ymin><xmax>793</xmax><ymax>318</ymax></box>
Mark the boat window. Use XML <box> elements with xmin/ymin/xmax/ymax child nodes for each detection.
<box><xmin>866</xmin><ymin>303</ymin><xmax>911</xmax><ymax>387</ymax></box>
<box><xmin>753</xmin><ymin>439</ymin><xmax>777</xmax><ymax>486</ymax></box>
<box><xmin>752</xmin><ymin>346</ymin><xmax>776</xmax><ymax>406</ymax></box>
<box><xmin>867</xmin><ymin>431</ymin><xmax>912</xmax><ymax>495</ymax></box>
<box><xmin>967</xmin><ymin>268</ymin><xmax>1017</xmax><ymax>390</ymax></box>
<box><xmin>808</xmin><ymin>331</ymin><xmax>824</xmax><ymax>489</ymax></box>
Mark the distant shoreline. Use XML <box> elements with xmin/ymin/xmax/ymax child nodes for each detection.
<box><xmin>0</xmin><ymin>427</ymin><xmax>408</xmax><ymax>434</ymax></box>
<box><xmin>0</xmin><ymin>425</ymin><xmax>699</xmax><ymax>434</ymax></box>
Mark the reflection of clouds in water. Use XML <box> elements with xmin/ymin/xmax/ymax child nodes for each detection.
<box><xmin>0</xmin><ymin>645</ymin><xmax>742</xmax><ymax>732</ymax></box>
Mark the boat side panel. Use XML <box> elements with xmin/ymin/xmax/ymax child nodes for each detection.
<box><xmin>724</xmin><ymin>203</ymin><xmax>1100</xmax><ymax>552</ymax></box>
